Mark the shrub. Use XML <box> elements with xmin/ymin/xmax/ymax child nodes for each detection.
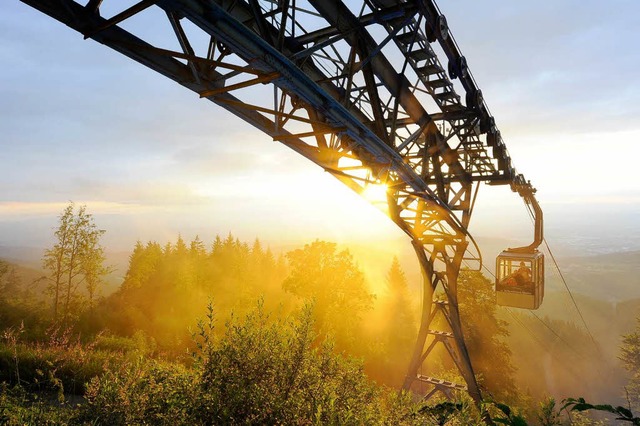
<box><xmin>0</xmin><ymin>384</ymin><xmax>75</xmax><ymax>425</ymax></box>
<box><xmin>77</xmin><ymin>359</ymin><xmax>197</xmax><ymax>425</ymax></box>
<box><xmin>0</xmin><ymin>325</ymin><xmax>129</xmax><ymax>395</ymax></box>
<box><xmin>75</xmin><ymin>302</ymin><xmax>434</xmax><ymax>425</ymax></box>
<box><xmin>194</xmin><ymin>302</ymin><xmax>387</xmax><ymax>424</ymax></box>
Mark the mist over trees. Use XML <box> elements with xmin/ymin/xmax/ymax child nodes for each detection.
<box><xmin>363</xmin><ymin>256</ymin><xmax>418</xmax><ymax>387</ymax></box>
<box><xmin>283</xmin><ymin>240</ymin><xmax>374</xmax><ymax>352</ymax></box>
<box><xmin>98</xmin><ymin>233</ymin><xmax>287</xmax><ymax>347</ymax></box>
<box><xmin>459</xmin><ymin>270</ymin><xmax>517</xmax><ymax>403</ymax></box>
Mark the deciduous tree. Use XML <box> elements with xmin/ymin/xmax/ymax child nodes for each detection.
<box><xmin>42</xmin><ymin>203</ymin><xmax>108</xmax><ymax>321</ymax></box>
<box><xmin>283</xmin><ymin>240</ymin><xmax>374</xmax><ymax>350</ymax></box>
<box><xmin>43</xmin><ymin>204</ymin><xmax>74</xmax><ymax>320</ymax></box>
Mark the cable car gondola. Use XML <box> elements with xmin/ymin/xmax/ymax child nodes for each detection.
<box><xmin>495</xmin><ymin>178</ymin><xmax>544</xmax><ymax>310</ymax></box>
<box><xmin>496</xmin><ymin>250</ymin><xmax>544</xmax><ymax>309</ymax></box>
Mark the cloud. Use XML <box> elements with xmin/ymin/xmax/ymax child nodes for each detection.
<box><xmin>0</xmin><ymin>173</ymin><xmax>212</xmax><ymax>209</ymax></box>
<box><xmin>444</xmin><ymin>0</ymin><xmax>640</xmax><ymax>136</ymax></box>
<box><xmin>0</xmin><ymin>201</ymin><xmax>148</xmax><ymax>219</ymax></box>
<box><xmin>75</xmin><ymin>180</ymin><xmax>211</xmax><ymax>206</ymax></box>
<box><xmin>169</xmin><ymin>131</ymin><xmax>320</xmax><ymax>179</ymax></box>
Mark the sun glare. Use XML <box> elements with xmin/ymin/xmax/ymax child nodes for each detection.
<box><xmin>362</xmin><ymin>183</ymin><xmax>388</xmax><ymax>204</ymax></box>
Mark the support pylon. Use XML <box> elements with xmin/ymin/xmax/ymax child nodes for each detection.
<box><xmin>402</xmin><ymin>238</ymin><xmax>483</xmax><ymax>405</ymax></box>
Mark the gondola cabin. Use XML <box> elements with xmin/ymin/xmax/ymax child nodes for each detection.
<box><xmin>496</xmin><ymin>251</ymin><xmax>544</xmax><ymax>309</ymax></box>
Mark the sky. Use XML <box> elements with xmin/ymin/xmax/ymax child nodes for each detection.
<box><xmin>2</xmin><ymin>1</ymin><xmax>640</xmax><ymax>256</ymax></box>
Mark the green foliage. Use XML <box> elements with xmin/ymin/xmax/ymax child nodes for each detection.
<box><xmin>486</xmin><ymin>401</ymin><xmax>529</xmax><ymax>426</ymax></box>
<box><xmin>0</xmin><ymin>299</ymin><xmax>49</xmax><ymax>341</ymax></box>
<box><xmin>537</xmin><ymin>397</ymin><xmax>564</xmax><ymax>426</ymax></box>
<box><xmin>102</xmin><ymin>234</ymin><xmax>288</xmax><ymax>349</ymax></box>
<box><xmin>92</xmin><ymin>330</ymin><xmax>156</xmax><ymax>356</ymax></box>
<box><xmin>0</xmin><ymin>325</ymin><xmax>128</xmax><ymax>396</ymax></box>
<box><xmin>42</xmin><ymin>203</ymin><xmax>108</xmax><ymax>322</ymax></box>
<box><xmin>196</xmin><ymin>302</ymin><xmax>383</xmax><ymax>424</ymax></box>
<box><xmin>283</xmin><ymin>240</ymin><xmax>374</xmax><ymax>351</ymax></box>
<box><xmin>563</xmin><ymin>397</ymin><xmax>640</xmax><ymax>425</ymax></box>
<box><xmin>0</xmin><ymin>262</ymin><xmax>50</xmax><ymax>337</ymax></box>
<box><xmin>621</xmin><ymin>317</ymin><xmax>640</xmax><ymax>410</ymax></box>
<box><xmin>419</xmin><ymin>401</ymin><xmax>464</xmax><ymax>425</ymax></box>
<box><xmin>73</xmin><ymin>302</ymin><xmax>433</xmax><ymax>425</ymax></box>
<box><xmin>9</xmin><ymin>234</ymin><xmax>605</xmax><ymax>424</ymax></box>
<box><xmin>78</xmin><ymin>360</ymin><xmax>197</xmax><ymax>425</ymax></box>
<box><xmin>0</xmin><ymin>261</ymin><xmax>19</xmax><ymax>296</ymax></box>
<box><xmin>458</xmin><ymin>270</ymin><xmax>517</xmax><ymax>402</ymax></box>
<box><xmin>0</xmin><ymin>384</ymin><xmax>76</xmax><ymax>426</ymax></box>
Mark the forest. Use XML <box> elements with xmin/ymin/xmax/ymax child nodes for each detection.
<box><xmin>1</xmin><ymin>203</ymin><xmax>639</xmax><ymax>425</ymax></box>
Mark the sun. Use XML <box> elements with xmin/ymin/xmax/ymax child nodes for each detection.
<box><xmin>362</xmin><ymin>183</ymin><xmax>388</xmax><ymax>204</ymax></box>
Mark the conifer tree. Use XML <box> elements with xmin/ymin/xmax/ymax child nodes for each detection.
<box><xmin>458</xmin><ymin>270</ymin><xmax>517</xmax><ymax>402</ymax></box>
<box><xmin>382</xmin><ymin>257</ymin><xmax>416</xmax><ymax>381</ymax></box>
<box><xmin>190</xmin><ymin>235</ymin><xmax>206</xmax><ymax>256</ymax></box>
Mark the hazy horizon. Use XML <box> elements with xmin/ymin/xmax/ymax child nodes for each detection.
<box><xmin>1</xmin><ymin>198</ymin><xmax>638</xmax><ymax>256</ymax></box>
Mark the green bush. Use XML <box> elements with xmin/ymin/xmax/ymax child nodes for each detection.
<box><xmin>0</xmin><ymin>339</ymin><xmax>127</xmax><ymax>395</ymax></box>
<box><xmin>77</xmin><ymin>360</ymin><xmax>197</xmax><ymax>425</ymax></box>
<box><xmin>193</xmin><ymin>303</ymin><xmax>386</xmax><ymax>424</ymax></box>
<box><xmin>7</xmin><ymin>302</ymin><xmax>533</xmax><ymax>425</ymax></box>
<box><xmin>75</xmin><ymin>302</ymin><xmax>433</xmax><ymax>425</ymax></box>
<box><xmin>92</xmin><ymin>330</ymin><xmax>157</xmax><ymax>356</ymax></box>
<box><xmin>0</xmin><ymin>384</ymin><xmax>76</xmax><ymax>425</ymax></box>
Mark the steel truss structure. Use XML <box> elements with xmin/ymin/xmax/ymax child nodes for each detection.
<box><xmin>21</xmin><ymin>0</ymin><xmax>541</xmax><ymax>404</ymax></box>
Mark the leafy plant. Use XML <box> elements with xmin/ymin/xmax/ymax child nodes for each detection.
<box><xmin>419</xmin><ymin>401</ymin><xmax>464</xmax><ymax>425</ymax></box>
<box><xmin>482</xmin><ymin>401</ymin><xmax>529</xmax><ymax>426</ymax></box>
<box><xmin>563</xmin><ymin>397</ymin><xmax>640</xmax><ymax>424</ymax></box>
<box><xmin>537</xmin><ymin>397</ymin><xmax>563</xmax><ymax>426</ymax></box>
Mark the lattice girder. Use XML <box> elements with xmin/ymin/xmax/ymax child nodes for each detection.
<box><xmin>20</xmin><ymin>0</ymin><xmax>536</xmax><ymax>409</ymax></box>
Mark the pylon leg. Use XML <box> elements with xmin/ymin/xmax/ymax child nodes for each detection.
<box><xmin>402</xmin><ymin>240</ymin><xmax>483</xmax><ymax>407</ymax></box>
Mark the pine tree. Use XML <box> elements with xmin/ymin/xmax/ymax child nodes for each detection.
<box><xmin>190</xmin><ymin>235</ymin><xmax>206</xmax><ymax>256</ymax></box>
<box><xmin>383</xmin><ymin>257</ymin><xmax>416</xmax><ymax>370</ymax></box>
